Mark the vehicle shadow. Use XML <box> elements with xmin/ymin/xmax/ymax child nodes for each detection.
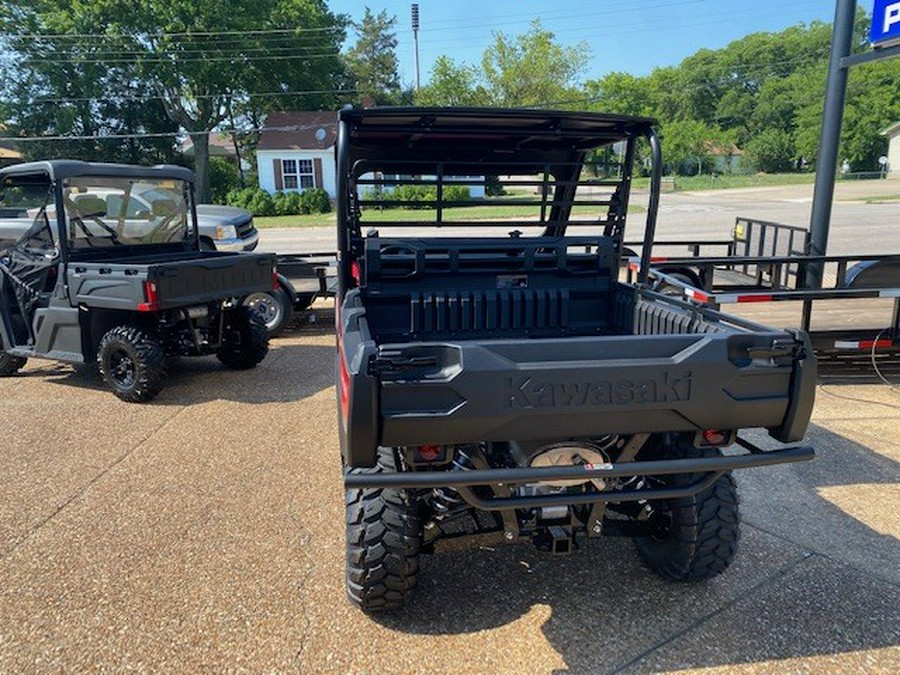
<box><xmin>371</xmin><ymin>422</ymin><xmax>900</xmax><ymax>673</ymax></box>
<box><xmin>18</xmin><ymin>339</ymin><xmax>336</xmax><ymax>406</ymax></box>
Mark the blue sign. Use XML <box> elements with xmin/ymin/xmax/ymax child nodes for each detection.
<box><xmin>871</xmin><ymin>0</ymin><xmax>900</xmax><ymax>45</ymax></box>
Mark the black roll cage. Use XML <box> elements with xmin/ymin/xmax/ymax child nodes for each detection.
<box><xmin>334</xmin><ymin>107</ymin><xmax>663</xmax><ymax>298</ymax></box>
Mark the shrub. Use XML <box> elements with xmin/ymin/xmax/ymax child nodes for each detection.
<box><xmin>273</xmin><ymin>191</ymin><xmax>304</xmax><ymax>216</ymax></box>
<box><xmin>300</xmin><ymin>188</ymin><xmax>331</xmax><ymax>214</ymax></box>
<box><xmin>485</xmin><ymin>175</ymin><xmax>506</xmax><ymax>197</ymax></box>
<box><xmin>225</xmin><ymin>187</ymin><xmax>257</xmax><ymax>210</ymax></box>
<box><xmin>443</xmin><ymin>185</ymin><xmax>472</xmax><ymax>203</ymax></box>
<box><xmin>245</xmin><ymin>189</ymin><xmax>275</xmax><ymax>217</ymax></box>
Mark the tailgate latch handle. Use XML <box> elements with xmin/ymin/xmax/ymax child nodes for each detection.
<box><xmin>370</xmin><ymin>350</ymin><xmax>438</xmax><ymax>377</ymax></box>
<box><xmin>746</xmin><ymin>339</ymin><xmax>799</xmax><ymax>361</ymax></box>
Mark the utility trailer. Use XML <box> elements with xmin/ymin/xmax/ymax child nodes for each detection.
<box><xmin>243</xmin><ymin>251</ymin><xmax>337</xmax><ymax>335</ymax></box>
<box><xmin>334</xmin><ymin>107</ymin><xmax>816</xmax><ymax>612</ymax></box>
<box><xmin>629</xmin><ymin>217</ymin><xmax>900</xmax><ymax>360</ymax></box>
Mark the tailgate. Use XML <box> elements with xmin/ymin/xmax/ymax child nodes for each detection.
<box><xmin>150</xmin><ymin>252</ymin><xmax>275</xmax><ymax>308</ymax></box>
<box><xmin>365</xmin><ymin>331</ymin><xmax>813</xmax><ymax>449</ymax></box>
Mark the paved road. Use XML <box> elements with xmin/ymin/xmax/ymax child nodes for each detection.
<box><xmin>258</xmin><ymin>180</ymin><xmax>900</xmax><ymax>255</ymax></box>
<box><xmin>1</xmin><ymin>304</ymin><xmax>899</xmax><ymax>672</ymax></box>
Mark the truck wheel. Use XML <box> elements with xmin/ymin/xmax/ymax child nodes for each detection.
<box><xmin>217</xmin><ymin>306</ymin><xmax>269</xmax><ymax>369</ymax></box>
<box><xmin>98</xmin><ymin>326</ymin><xmax>166</xmax><ymax>402</ymax></box>
<box><xmin>242</xmin><ymin>288</ymin><xmax>293</xmax><ymax>336</ymax></box>
<box><xmin>634</xmin><ymin>446</ymin><xmax>739</xmax><ymax>582</ymax></box>
<box><xmin>346</xmin><ymin>447</ymin><xmax>422</xmax><ymax>612</ymax></box>
<box><xmin>0</xmin><ymin>351</ymin><xmax>28</xmax><ymax>376</ymax></box>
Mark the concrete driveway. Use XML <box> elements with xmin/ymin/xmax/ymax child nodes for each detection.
<box><xmin>1</xmin><ymin>303</ymin><xmax>898</xmax><ymax>673</ymax></box>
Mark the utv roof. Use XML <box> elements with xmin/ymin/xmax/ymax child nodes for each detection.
<box><xmin>0</xmin><ymin>160</ymin><xmax>194</xmax><ymax>183</ymax></box>
<box><xmin>339</xmin><ymin>107</ymin><xmax>658</xmax><ymax>149</ymax></box>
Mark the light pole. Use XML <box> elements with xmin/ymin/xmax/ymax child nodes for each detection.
<box><xmin>412</xmin><ymin>3</ymin><xmax>421</xmax><ymax>90</ymax></box>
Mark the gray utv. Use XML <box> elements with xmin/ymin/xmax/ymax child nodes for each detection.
<box><xmin>0</xmin><ymin>160</ymin><xmax>274</xmax><ymax>402</ymax></box>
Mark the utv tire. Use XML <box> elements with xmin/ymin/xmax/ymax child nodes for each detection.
<box><xmin>635</xmin><ymin>445</ymin><xmax>739</xmax><ymax>582</ymax></box>
<box><xmin>346</xmin><ymin>447</ymin><xmax>422</xmax><ymax>612</ymax></box>
<box><xmin>242</xmin><ymin>288</ymin><xmax>293</xmax><ymax>336</ymax></box>
<box><xmin>98</xmin><ymin>326</ymin><xmax>166</xmax><ymax>402</ymax></box>
<box><xmin>0</xmin><ymin>351</ymin><xmax>28</xmax><ymax>376</ymax></box>
<box><xmin>217</xmin><ymin>306</ymin><xmax>269</xmax><ymax>369</ymax></box>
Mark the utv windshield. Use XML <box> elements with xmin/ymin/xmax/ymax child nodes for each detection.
<box><xmin>62</xmin><ymin>176</ymin><xmax>192</xmax><ymax>248</ymax></box>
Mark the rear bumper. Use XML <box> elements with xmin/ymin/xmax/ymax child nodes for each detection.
<box><xmin>345</xmin><ymin>441</ymin><xmax>814</xmax><ymax>507</ymax></box>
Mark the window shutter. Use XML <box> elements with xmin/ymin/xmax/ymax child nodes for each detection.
<box><xmin>313</xmin><ymin>158</ymin><xmax>323</xmax><ymax>190</ymax></box>
<box><xmin>273</xmin><ymin>159</ymin><xmax>283</xmax><ymax>190</ymax></box>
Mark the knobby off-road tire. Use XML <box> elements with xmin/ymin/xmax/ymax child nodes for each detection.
<box><xmin>97</xmin><ymin>326</ymin><xmax>166</xmax><ymax>403</ymax></box>
<box><xmin>635</xmin><ymin>445</ymin><xmax>740</xmax><ymax>582</ymax></box>
<box><xmin>242</xmin><ymin>288</ymin><xmax>293</xmax><ymax>336</ymax></box>
<box><xmin>0</xmin><ymin>351</ymin><xmax>28</xmax><ymax>376</ymax></box>
<box><xmin>217</xmin><ymin>306</ymin><xmax>269</xmax><ymax>369</ymax></box>
<box><xmin>346</xmin><ymin>447</ymin><xmax>422</xmax><ymax>612</ymax></box>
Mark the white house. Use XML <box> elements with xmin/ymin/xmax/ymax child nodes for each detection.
<box><xmin>256</xmin><ymin>111</ymin><xmax>338</xmax><ymax>197</ymax></box>
<box><xmin>256</xmin><ymin>110</ymin><xmax>486</xmax><ymax>199</ymax></box>
<box><xmin>883</xmin><ymin>121</ymin><xmax>900</xmax><ymax>178</ymax></box>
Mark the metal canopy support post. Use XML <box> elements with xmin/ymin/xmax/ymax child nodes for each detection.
<box><xmin>807</xmin><ymin>0</ymin><xmax>858</xmax><ymax>289</ymax></box>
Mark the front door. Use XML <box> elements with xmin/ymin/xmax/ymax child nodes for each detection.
<box><xmin>0</xmin><ymin>178</ymin><xmax>60</xmax><ymax>349</ymax></box>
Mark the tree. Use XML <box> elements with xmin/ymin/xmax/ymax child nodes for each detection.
<box><xmin>344</xmin><ymin>8</ymin><xmax>401</xmax><ymax>106</ymax></box>
<box><xmin>584</xmin><ymin>72</ymin><xmax>653</xmax><ymax>117</ymax></box>
<box><xmin>744</xmin><ymin>128</ymin><xmax>796</xmax><ymax>173</ymax></box>
<box><xmin>661</xmin><ymin>120</ymin><xmax>732</xmax><ymax>175</ymax></box>
<box><xmin>414</xmin><ymin>56</ymin><xmax>489</xmax><ymax>107</ymax></box>
<box><xmin>1</xmin><ymin>1</ymin><xmax>347</xmax><ymax>201</ymax></box>
<box><xmin>481</xmin><ymin>20</ymin><xmax>589</xmax><ymax>107</ymax></box>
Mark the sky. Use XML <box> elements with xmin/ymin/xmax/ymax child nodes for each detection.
<box><xmin>329</xmin><ymin>0</ymin><xmax>843</xmax><ymax>88</ymax></box>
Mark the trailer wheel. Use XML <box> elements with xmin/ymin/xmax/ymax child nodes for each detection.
<box><xmin>243</xmin><ymin>288</ymin><xmax>293</xmax><ymax>336</ymax></box>
<box><xmin>634</xmin><ymin>445</ymin><xmax>740</xmax><ymax>582</ymax></box>
<box><xmin>217</xmin><ymin>306</ymin><xmax>269</xmax><ymax>369</ymax></box>
<box><xmin>346</xmin><ymin>447</ymin><xmax>422</xmax><ymax>612</ymax></box>
<box><xmin>98</xmin><ymin>326</ymin><xmax>166</xmax><ymax>402</ymax></box>
<box><xmin>0</xmin><ymin>351</ymin><xmax>28</xmax><ymax>376</ymax></box>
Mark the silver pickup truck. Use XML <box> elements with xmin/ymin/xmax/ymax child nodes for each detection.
<box><xmin>1</xmin><ymin>199</ymin><xmax>257</xmax><ymax>252</ymax></box>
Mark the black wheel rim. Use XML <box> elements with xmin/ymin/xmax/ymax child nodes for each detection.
<box><xmin>109</xmin><ymin>348</ymin><xmax>136</xmax><ymax>388</ymax></box>
<box><xmin>243</xmin><ymin>293</ymin><xmax>281</xmax><ymax>330</ymax></box>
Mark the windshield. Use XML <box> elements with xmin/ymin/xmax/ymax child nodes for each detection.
<box><xmin>63</xmin><ymin>176</ymin><xmax>192</xmax><ymax>248</ymax></box>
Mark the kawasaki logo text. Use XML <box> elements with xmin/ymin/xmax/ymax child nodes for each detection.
<box><xmin>504</xmin><ymin>372</ymin><xmax>692</xmax><ymax>409</ymax></box>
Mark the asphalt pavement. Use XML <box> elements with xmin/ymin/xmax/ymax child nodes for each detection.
<box><xmin>258</xmin><ymin>178</ymin><xmax>900</xmax><ymax>255</ymax></box>
<box><xmin>1</xmin><ymin>182</ymin><xmax>899</xmax><ymax>672</ymax></box>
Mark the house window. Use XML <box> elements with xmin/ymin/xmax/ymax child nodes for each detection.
<box><xmin>282</xmin><ymin>159</ymin><xmax>315</xmax><ymax>190</ymax></box>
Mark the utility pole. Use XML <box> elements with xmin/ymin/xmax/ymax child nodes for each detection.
<box><xmin>412</xmin><ymin>3</ymin><xmax>421</xmax><ymax>90</ymax></box>
<box><xmin>806</xmin><ymin>0</ymin><xmax>857</xmax><ymax>288</ymax></box>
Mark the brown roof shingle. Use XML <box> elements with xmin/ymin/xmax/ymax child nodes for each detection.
<box><xmin>257</xmin><ymin>111</ymin><xmax>337</xmax><ymax>151</ymax></box>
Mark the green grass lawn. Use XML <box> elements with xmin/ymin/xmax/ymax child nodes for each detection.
<box><xmin>631</xmin><ymin>172</ymin><xmax>817</xmax><ymax>191</ymax></box>
<box><xmin>254</xmin><ymin>201</ymin><xmax>644</xmax><ymax>229</ymax></box>
<box><xmin>859</xmin><ymin>194</ymin><xmax>900</xmax><ymax>203</ymax></box>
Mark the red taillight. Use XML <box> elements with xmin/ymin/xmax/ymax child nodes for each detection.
<box><xmin>702</xmin><ymin>429</ymin><xmax>728</xmax><ymax>446</ymax></box>
<box><xmin>417</xmin><ymin>444</ymin><xmax>443</xmax><ymax>462</ymax></box>
<box><xmin>351</xmin><ymin>261</ymin><xmax>361</xmax><ymax>285</ymax></box>
<box><xmin>137</xmin><ymin>280</ymin><xmax>159</xmax><ymax>312</ymax></box>
<box><xmin>338</xmin><ymin>343</ymin><xmax>350</xmax><ymax>420</ymax></box>
<box><xmin>273</xmin><ymin>269</ymin><xmax>279</xmax><ymax>291</ymax></box>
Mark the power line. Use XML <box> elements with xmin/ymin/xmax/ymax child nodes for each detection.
<box><xmin>3</xmin><ymin>25</ymin><xmax>346</xmax><ymax>40</ymax></box>
<box><xmin>0</xmin><ymin>121</ymin><xmax>346</xmax><ymax>144</ymax></box>
<box><xmin>24</xmin><ymin>89</ymin><xmax>360</xmax><ymax>105</ymax></box>
<box><xmin>10</xmin><ymin>50</ymin><xmax>345</xmax><ymax>65</ymax></box>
